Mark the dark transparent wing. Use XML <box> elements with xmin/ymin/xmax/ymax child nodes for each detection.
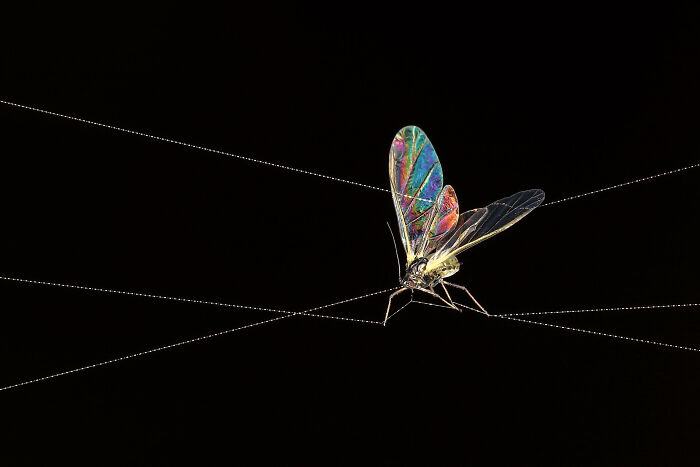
<box><xmin>431</xmin><ymin>207</ymin><xmax>487</xmax><ymax>256</ymax></box>
<box><xmin>428</xmin><ymin>189</ymin><xmax>544</xmax><ymax>266</ymax></box>
<box><xmin>389</xmin><ymin>126</ymin><xmax>443</xmax><ymax>262</ymax></box>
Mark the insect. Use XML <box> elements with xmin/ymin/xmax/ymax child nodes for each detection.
<box><xmin>387</xmin><ymin>126</ymin><xmax>545</xmax><ymax>324</ymax></box>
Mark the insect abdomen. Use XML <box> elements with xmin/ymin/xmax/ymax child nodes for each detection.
<box><xmin>438</xmin><ymin>256</ymin><xmax>460</xmax><ymax>278</ymax></box>
<box><xmin>425</xmin><ymin>256</ymin><xmax>460</xmax><ymax>285</ymax></box>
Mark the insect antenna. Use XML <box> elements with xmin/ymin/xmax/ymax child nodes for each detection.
<box><xmin>386</xmin><ymin>222</ymin><xmax>401</xmax><ymax>281</ymax></box>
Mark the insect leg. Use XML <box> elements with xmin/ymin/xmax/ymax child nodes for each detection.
<box><xmin>385</xmin><ymin>288</ymin><xmax>408</xmax><ymax>326</ymax></box>
<box><xmin>439</xmin><ymin>281</ymin><xmax>458</xmax><ymax>309</ymax></box>
<box><xmin>443</xmin><ymin>281</ymin><xmax>490</xmax><ymax>316</ymax></box>
<box><xmin>422</xmin><ymin>286</ymin><xmax>458</xmax><ymax>310</ymax></box>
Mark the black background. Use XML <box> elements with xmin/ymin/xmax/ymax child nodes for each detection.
<box><xmin>1</xmin><ymin>5</ymin><xmax>699</xmax><ymax>465</ymax></box>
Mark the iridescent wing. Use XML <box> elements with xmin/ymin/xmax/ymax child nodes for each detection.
<box><xmin>427</xmin><ymin>189</ymin><xmax>544</xmax><ymax>268</ymax></box>
<box><xmin>389</xmin><ymin>126</ymin><xmax>444</xmax><ymax>264</ymax></box>
<box><xmin>420</xmin><ymin>185</ymin><xmax>460</xmax><ymax>256</ymax></box>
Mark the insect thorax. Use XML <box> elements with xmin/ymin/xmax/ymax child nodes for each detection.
<box><xmin>403</xmin><ymin>256</ymin><xmax>460</xmax><ymax>288</ymax></box>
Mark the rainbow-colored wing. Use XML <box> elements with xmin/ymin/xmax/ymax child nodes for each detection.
<box><xmin>421</xmin><ymin>185</ymin><xmax>460</xmax><ymax>255</ymax></box>
<box><xmin>427</xmin><ymin>189</ymin><xmax>545</xmax><ymax>269</ymax></box>
<box><xmin>389</xmin><ymin>126</ymin><xmax>444</xmax><ymax>263</ymax></box>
